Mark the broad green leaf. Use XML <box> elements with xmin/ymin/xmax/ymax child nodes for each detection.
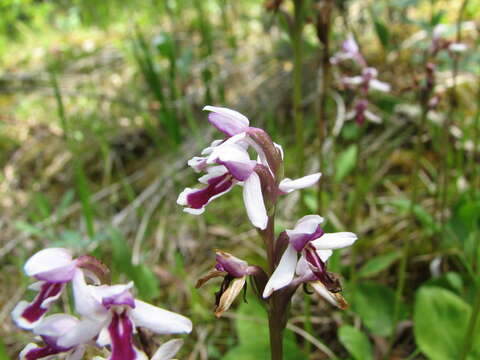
<box><xmin>358</xmin><ymin>252</ymin><xmax>401</xmax><ymax>278</ymax></box>
<box><xmin>338</xmin><ymin>325</ymin><xmax>373</xmax><ymax>360</ymax></box>
<box><xmin>414</xmin><ymin>286</ymin><xmax>480</xmax><ymax>360</ymax></box>
<box><xmin>0</xmin><ymin>339</ymin><xmax>11</xmax><ymax>360</ymax></box>
<box><xmin>335</xmin><ymin>144</ymin><xmax>358</xmax><ymax>182</ymax></box>
<box><xmin>350</xmin><ymin>282</ymin><xmax>405</xmax><ymax>337</ymax></box>
<box><xmin>223</xmin><ymin>301</ymin><xmax>305</xmax><ymax>360</ymax></box>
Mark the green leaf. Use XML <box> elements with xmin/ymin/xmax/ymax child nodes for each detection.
<box><xmin>0</xmin><ymin>339</ymin><xmax>10</xmax><ymax>360</ymax></box>
<box><xmin>414</xmin><ymin>286</ymin><xmax>480</xmax><ymax>360</ymax></box>
<box><xmin>350</xmin><ymin>282</ymin><xmax>405</xmax><ymax>337</ymax></box>
<box><xmin>373</xmin><ymin>19</ymin><xmax>390</xmax><ymax>49</ymax></box>
<box><xmin>223</xmin><ymin>301</ymin><xmax>305</xmax><ymax>360</ymax></box>
<box><xmin>338</xmin><ymin>325</ymin><xmax>373</xmax><ymax>360</ymax></box>
<box><xmin>389</xmin><ymin>199</ymin><xmax>438</xmax><ymax>235</ymax></box>
<box><xmin>335</xmin><ymin>144</ymin><xmax>358</xmax><ymax>182</ymax></box>
<box><xmin>358</xmin><ymin>252</ymin><xmax>401</xmax><ymax>278</ymax></box>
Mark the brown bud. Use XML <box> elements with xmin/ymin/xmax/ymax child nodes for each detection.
<box><xmin>195</xmin><ymin>270</ymin><xmax>226</xmax><ymax>289</ymax></box>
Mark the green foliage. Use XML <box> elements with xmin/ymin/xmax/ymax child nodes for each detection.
<box><xmin>357</xmin><ymin>251</ymin><xmax>401</xmax><ymax>278</ymax></box>
<box><xmin>223</xmin><ymin>301</ymin><xmax>305</xmax><ymax>360</ymax></box>
<box><xmin>414</xmin><ymin>286</ymin><xmax>480</xmax><ymax>360</ymax></box>
<box><xmin>338</xmin><ymin>325</ymin><xmax>373</xmax><ymax>360</ymax></box>
<box><xmin>334</xmin><ymin>144</ymin><xmax>358</xmax><ymax>182</ymax></box>
<box><xmin>109</xmin><ymin>228</ymin><xmax>160</xmax><ymax>301</ymax></box>
<box><xmin>0</xmin><ymin>339</ymin><xmax>11</xmax><ymax>360</ymax></box>
<box><xmin>350</xmin><ymin>282</ymin><xmax>406</xmax><ymax>337</ymax></box>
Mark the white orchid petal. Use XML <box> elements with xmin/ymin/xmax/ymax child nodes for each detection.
<box><xmin>312</xmin><ymin>232</ymin><xmax>358</xmax><ymax>250</ymax></box>
<box><xmin>151</xmin><ymin>339</ymin><xmax>184</xmax><ymax>360</ymax></box>
<box><xmin>243</xmin><ymin>172</ymin><xmax>268</xmax><ymax>230</ymax></box>
<box><xmin>57</xmin><ymin>316</ymin><xmax>107</xmax><ymax>348</ymax></box>
<box><xmin>33</xmin><ymin>314</ymin><xmax>79</xmax><ymax>338</ymax></box>
<box><xmin>318</xmin><ymin>249</ymin><xmax>333</xmax><ymax>262</ymax></box>
<box><xmin>24</xmin><ymin>248</ymin><xmax>77</xmax><ymax>282</ymax></box>
<box><xmin>279</xmin><ymin>173</ymin><xmax>322</xmax><ymax>193</ymax></box>
<box><xmin>66</xmin><ymin>345</ymin><xmax>86</xmax><ymax>360</ymax></box>
<box><xmin>370</xmin><ymin>79</ymin><xmax>391</xmax><ymax>92</ymax></box>
<box><xmin>203</xmin><ymin>106</ymin><xmax>250</xmax><ymax>136</ymax></box>
<box><xmin>286</xmin><ymin>215</ymin><xmax>324</xmax><ymax>237</ymax></box>
<box><xmin>365</xmin><ymin>110</ymin><xmax>382</xmax><ymax>123</ymax></box>
<box><xmin>71</xmin><ymin>270</ymin><xmax>105</xmax><ymax>319</ymax></box>
<box><xmin>130</xmin><ymin>300</ymin><xmax>192</xmax><ymax>335</ymax></box>
<box><xmin>263</xmin><ymin>244</ymin><xmax>298</xmax><ymax>298</ymax></box>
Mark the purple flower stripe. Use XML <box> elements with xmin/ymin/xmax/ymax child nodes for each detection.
<box><xmin>23</xmin><ymin>345</ymin><xmax>64</xmax><ymax>360</ymax></box>
<box><xmin>291</xmin><ymin>226</ymin><xmax>325</xmax><ymax>252</ymax></box>
<box><xmin>108</xmin><ymin>311</ymin><xmax>137</xmax><ymax>360</ymax></box>
<box><xmin>304</xmin><ymin>248</ymin><xmax>337</xmax><ymax>290</ymax></box>
<box><xmin>187</xmin><ymin>174</ymin><xmax>234</xmax><ymax>209</ymax></box>
<box><xmin>102</xmin><ymin>289</ymin><xmax>135</xmax><ymax>309</ymax></box>
<box><xmin>21</xmin><ymin>283</ymin><xmax>64</xmax><ymax>324</ymax></box>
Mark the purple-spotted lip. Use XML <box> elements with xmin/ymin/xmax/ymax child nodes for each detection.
<box><xmin>185</xmin><ymin>173</ymin><xmax>234</xmax><ymax>210</ymax></box>
<box><xmin>102</xmin><ymin>289</ymin><xmax>136</xmax><ymax>309</ymax></box>
<box><xmin>290</xmin><ymin>226</ymin><xmax>325</xmax><ymax>252</ymax></box>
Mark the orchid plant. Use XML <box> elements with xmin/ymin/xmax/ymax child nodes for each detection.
<box><xmin>179</xmin><ymin>106</ymin><xmax>357</xmax><ymax>359</ymax></box>
<box><xmin>12</xmin><ymin>248</ymin><xmax>192</xmax><ymax>360</ymax></box>
<box><xmin>332</xmin><ymin>35</ymin><xmax>391</xmax><ymax>125</ymax></box>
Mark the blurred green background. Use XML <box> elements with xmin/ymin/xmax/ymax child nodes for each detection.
<box><xmin>0</xmin><ymin>0</ymin><xmax>479</xmax><ymax>359</ymax></box>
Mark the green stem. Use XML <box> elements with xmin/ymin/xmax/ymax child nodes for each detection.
<box><xmin>349</xmin><ymin>125</ymin><xmax>364</xmax><ymax>288</ymax></box>
<box><xmin>316</xmin><ymin>0</ymin><xmax>334</xmax><ymax>214</ymax></box>
<box><xmin>292</xmin><ymin>0</ymin><xmax>305</xmax><ymax>177</ymax></box>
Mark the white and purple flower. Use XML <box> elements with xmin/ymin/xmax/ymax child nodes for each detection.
<box><xmin>19</xmin><ymin>314</ymin><xmax>86</xmax><ymax>360</ymax></box>
<box><xmin>331</xmin><ymin>34</ymin><xmax>366</xmax><ymax>67</ymax></box>
<box><xmin>263</xmin><ymin>215</ymin><xmax>357</xmax><ymax>298</ymax></box>
<box><xmin>53</xmin><ymin>271</ymin><xmax>192</xmax><ymax>360</ymax></box>
<box><xmin>178</xmin><ymin>106</ymin><xmax>321</xmax><ymax>230</ymax></box>
<box><xmin>11</xmin><ymin>248</ymin><xmax>106</xmax><ymax>330</ymax></box>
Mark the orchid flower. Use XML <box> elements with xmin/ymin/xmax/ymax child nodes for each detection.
<box><xmin>331</xmin><ymin>34</ymin><xmax>366</xmax><ymax>67</ymax></box>
<box><xmin>346</xmin><ymin>99</ymin><xmax>381</xmax><ymax>125</ymax></box>
<box><xmin>54</xmin><ymin>271</ymin><xmax>192</xmax><ymax>360</ymax></box>
<box><xmin>177</xmin><ymin>106</ymin><xmax>321</xmax><ymax>230</ymax></box>
<box><xmin>12</xmin><ymin>248</ymin><xmax>107</xmax><ymax>330</ymax></box>
<box><xmin>93</xmin><ymin>339</ymin><xmax>185</xmax><ymax>360</ymax></box>
<box><xmin>19</xmin><ymin>314</ymin><xmax>86</xmax><ymax>360</ymax></box>
<box><xmin>263</xmin><ymin>215</ymin><xmax>357</xmax><ymax>298</ymax></box>
<box><xmin>196</xmin><ymin>251</ymin><xmax>264</xmax><ymax>317</ymax></box>
<box><xmin>343</xmin><ymin>67</ymin><xmax>391</xmax><ymax>94</ymax></box>
<box><xmin>431</xmin><ymin>24</ymin><xmax>468</xmax><ymax>55</ymax></box>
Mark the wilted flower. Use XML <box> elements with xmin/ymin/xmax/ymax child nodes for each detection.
<box><xmin>196</xmin><ymin>251</ymin><xmax>263</xmax><ymax>317</ymax></box>
<box><xmin>294</xmin><ymin>257</ymin><xmax>348</xmax><ymax>309</ymax></box>
<box><xmin>263</xmin><ymin>215</ymin><xmax>357</xmax><ymax>298</ymax></box>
